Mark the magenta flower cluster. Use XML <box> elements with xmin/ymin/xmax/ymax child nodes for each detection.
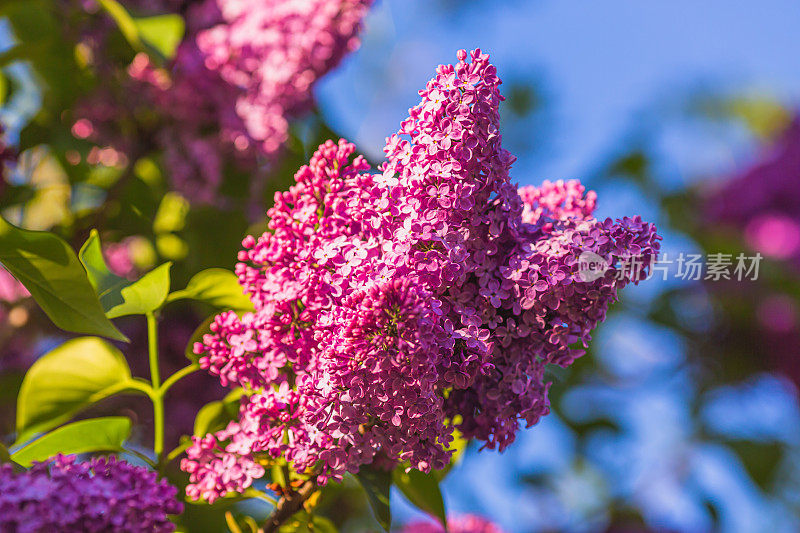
<box><xmin>181</xmin><ymin>49</ymin><xmax>660</xmax><ymax>503</ymax></box>
<box><xmin>401</xmin><ymin>514</ymin><xmax>506</xmax><ymax>533</ymax></box>
<box><xmin>0</xmin><ymin>454</ymin><xmax>182</xmax><ymax>532</ymax></box>
<box><xmin>76</xmin><ymin>0</ymin><xmax>372</xmax><ymax>203</ymax></box>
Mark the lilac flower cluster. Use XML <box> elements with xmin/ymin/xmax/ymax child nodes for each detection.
<box><xmin>181</xmin><ymin>49</ymin><xmax>660</xmax><ymax>502</ymax></box>
<box><xmin>401</xmin><ymin>514</ymin><xmax>506</xmax><ymax>533</ymax></box>
<box><xmin>192</xmin><ymin>0</ymin><xmax>372</xmax><ymax>155</ymax></box>
<box><xmin>75</xmin><ymin>0</ymin><xmax>372</xmax><ymax>203</ymax></box>
<box><xmin>0</xmin><ymin>454</ymin><xmax>182</xmax><ymax>532</ymax></box>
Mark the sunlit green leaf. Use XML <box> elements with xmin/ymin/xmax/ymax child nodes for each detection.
<box><xmin>393</xmin><ymin>467</ymin><xmax>447</xmax><ymax>528</ymax></box>
<box><xmin>11</xmin><ymin>417</ymin><xmax>132</xmax><ymax>467</ymax></box>
<box><xmin>0</xmin><ymin>216</ymin><xmax>126</xmax><ymax>341</ymax></box>
<box><xmin>79</xmin><ymin>229</ymin><xmax>128</xmax><ymax>296</ymax></box>
<box><xmin>356</xmin><ymin>465</ymin><xmax>391</xmax><ymax>531</ymax></box>
<box><xmin>105</xmin><ymin>262</ymin><xmax>172</xmax><ymax>318</ymax></box>
<box><xmin>167</xmin><ymin>268</ymin><xmax>253</xmax><ymax>311</ymax></box>
<box><xmin>134</xmin><ymin>15</ymin><xmax>185</xmax><ymax>60</ymax></box>
<box><xmin>15</xmin><ymin>337</ymin><xmax>140</xmax><ymax>444</ymax></box>
<box><xmin>79</xmin><ymin>231</ymin><xmax>172</xmax><ymax>318</ymax></box>
<box><xmin>153</xmin><ymin>192</ymin><xmax>189</xmax><ymax>234</ymax></box>
<box><xmin>96</xmin><ymin>0</ymin><xmax>184</xmax><ymax>62</ymax></box>
<box><xmin>96</xmin><ymin>0</ymin><xmax>145</xmax><ymax>51</ymax></box>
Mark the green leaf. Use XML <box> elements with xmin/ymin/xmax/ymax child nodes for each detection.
<box><xmin>15</xmin><ymin>337</ymin><xmax>139</xmax><ymax>444</ymax></box>
<box><xmin>153</xmin><ymin>192</ymin><xmax>189</xmax><ymax>234</ymax></box>
<box><xmin>105</xmin><ymin>262</ymin><xmax>172</xmax><ymax>318</ymax></box>
<box><xmin>96</xmin><ymin>0</ymin><xmax>144</xmax><ymax>51</ymax></box>
<box><xmin>277</xmin><ymin>513</ymin><xmax>337</xmax><ymax>533</ymax></box>
<box><xmin>194</xmin><ymin>401</ymin><xmax>230</xmax><ymax>437</ymax></box>
<box><xmin>167</xmin><ymin>268</ymin><xmax>253</xmax><ymax>311</ymax></box>
<box><xmin>79</xmin><ymin>229</ymin><xmax>129</xmax><ymax>297</ymax></box>
<box><xmin>193</xmin><ymin>388</ymin><xmax>242</xmax><ymax>436</ymax></box>
<box><xmin>356</xmin><ymin>465</ymin><xmax>391</xmax><ymax>531</ymax></box>
<box><xmin>185</xmin><ymin>315</ymin><xmax>215</xmax><ymax>362</ymax></box>
<box><xmin>0</xmin><ymin>70</ymin><xmax>7</xmax><ymax>105</ymax></box>
<box><xmin>11</xmin><ymin>417</ymin><xmax>132</xmax><ymax>467</ymax></box>
<box><xmin>393</xmin><ymin>467</ymin><xmax>447</xmax><ymax>528</ymax></box>
<box><xmin>96</xmin><ymin>0</ymin><xmax>184</xmax><ymax>62</ymax></box>
<box><xmin>0</xmin><ymin>216</ymin><xmax>126</xmax><ymax>341</ymax></box>
<box><xmin>0</xmin><ymin>442</ymin><xmax>11</xmax><ymax>463</ymax></box>
<box><xmin>79</xmin><ymin>232</ymin><xmax>172</xmax><ymax>318</ymax></box>
<box><xmin>134</xmin><ymin>15</ymin><xmax>185</xmax><ymax>60</ymax></box>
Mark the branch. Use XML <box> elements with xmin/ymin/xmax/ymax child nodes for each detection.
<box><xmin>260</xmin><ymin>479</ymin><xmax>317</xmax><ymax>533</ymax></box>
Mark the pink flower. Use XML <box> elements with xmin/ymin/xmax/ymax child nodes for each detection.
<box><xmin>183</xmin><ymin>50</ymin><xmax>660</xmax><ymax>501</ymax></box>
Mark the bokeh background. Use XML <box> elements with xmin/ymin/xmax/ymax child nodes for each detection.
<box><xmin>3</xmin><ymin>0</ymin><xmax>800</xmax><ymax>531</ymax></box>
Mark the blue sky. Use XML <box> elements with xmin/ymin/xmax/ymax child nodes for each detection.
<box><xmin>318</xmin><ymin>0</ymin><xmax>800</xmax><ymax>186</ymax></box>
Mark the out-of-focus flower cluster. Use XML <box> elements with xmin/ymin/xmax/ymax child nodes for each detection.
<box><xmin>0</xmin><ymin>454</ymin><xmax>182</xmax><ymax>532</ymax></box>
<box><xmin>708</xmin><ymin>113</ymin><xmax>800</xmax><ymax>266</ymax></box>
<box><xmin>401</xmin><ymin>514</ymin><xmax>506</xmax><ymax>533</ymax></box>
<box><xmin>181</xmin><ymin>49</ymin><xmax>660</xmax><ymax>503</ymax></box>
<box><xmin>704</xmin><ymin>113</ymin><xmax>800</xmax><ymax>388</ymax></box>
<box><xmin>0</xmin><ymin>268</ymin><xmax>29</xmax><ymax>306</ymax></box>
<box><xmin>73</xmin><ymin>0</ymin><xmax>372</xmax><ymax>203</ymax></box>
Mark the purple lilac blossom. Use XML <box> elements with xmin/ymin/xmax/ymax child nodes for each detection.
<box><xmin>75</xmin><ymin>0</ymin><xmax>373</xmax><ymax>203</ymax></box>
<box><xmin>181</xmin><ymin>49</ymin><xmax>661</xmax><ymax>503</ymax></box>
<box><xmin>0</xmin><ymin>454</ymin><xmax>182</xmax><ymax>532</ymax></box>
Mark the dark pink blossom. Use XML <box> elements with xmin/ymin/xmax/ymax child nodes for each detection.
<box><xmin>183</xmin><ymin>50</ymin><xmax>660</xmax><ymax>501</ymax></box>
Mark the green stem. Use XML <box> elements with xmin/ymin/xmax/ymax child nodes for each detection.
<box><xmin>122</xmin><ymin>447</ymin><xmax>157</xmax><ymax>468</ymax></box>
<box><xmin>146</xmin><ymin>312</ymin><xmax>165</xmax><ymax>466</ymax></box>
<box><xmin>166</xmin><ymin>441</ymin><xmax>191</xmax><ymax>463</ymax></box>
<box><xmin>159</xmin><ymin>363</ymin><xmax>200</xmax><ymax>394</ymax></box>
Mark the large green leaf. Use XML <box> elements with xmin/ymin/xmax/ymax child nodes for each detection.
<box><xmin>393</xmin><ymin>467</ymin><xmax>447</xmax><ymax>528</ymax></box>
<box><xmin>11</xmin><ymin>417</ymin><xmax>132</xmax><ymax>467</ymax></box>
<box><xmin>15</xmin><ymin>337</ymin><xmax>139</xmax><ymax>444</ymax></box>
<box><xmin>167</xmin><ymin>268</ymin><xmax>253</xmax><ymax>311</ymax></box>
<box><xmin>0</xmin><ymin>217</ymin><xmax>126</xmax><ymax>341</ymax></box>
<box><xmin>105</xmin><ymin>262</ymin><xmax>172</xmax><ymax>318</ymax></box>
<box><xmin>79</xmin><ymin>231</ymin><xmax>172</xmax><ymax>318</ymax></box>
<box><xmin>356</xmin><ymin>465</ymin><xmax>391</xmax><ymax>532</ymax></box>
